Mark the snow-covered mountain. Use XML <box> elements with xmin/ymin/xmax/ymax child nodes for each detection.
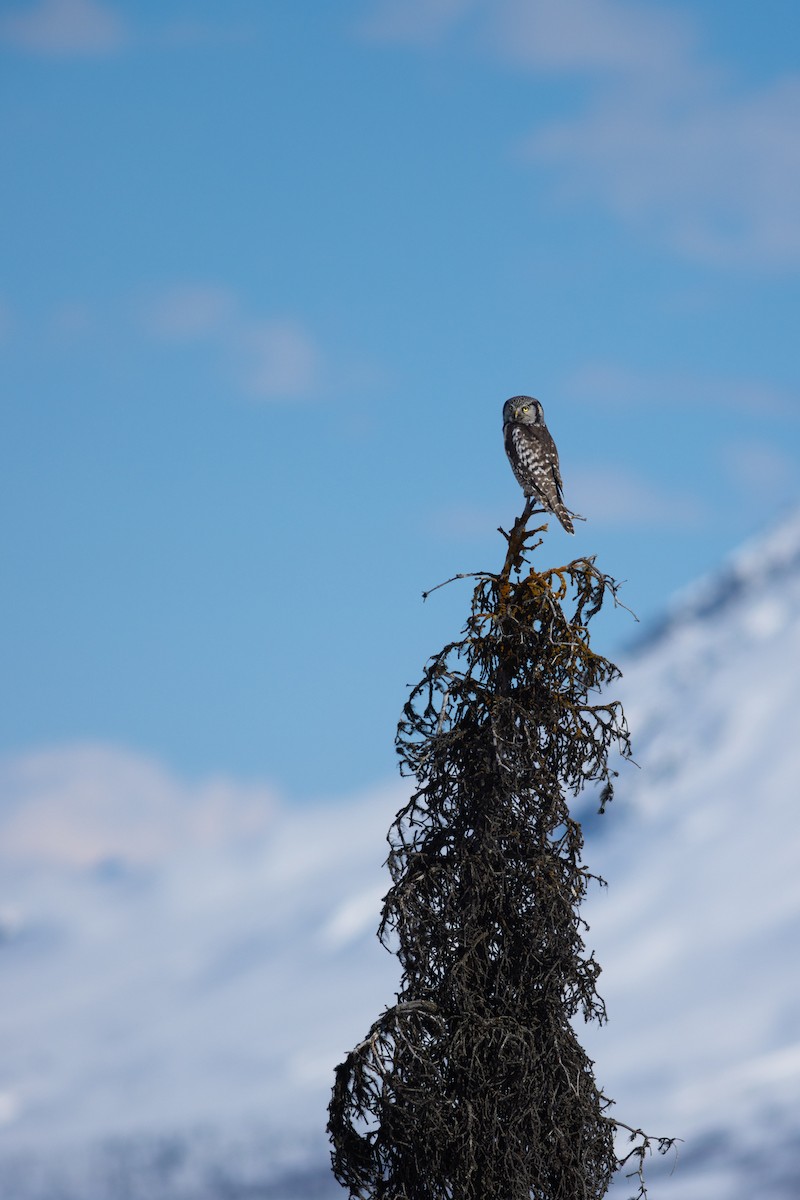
<box><xmin>583</xmin><ymin>510</ymin><xmax>800</xmax><ymax>1198</ymax></box>
<box><xmin>2</xmin><ymin>512</ymin><xmax>800</xmax><ymax>1199</ymax></box>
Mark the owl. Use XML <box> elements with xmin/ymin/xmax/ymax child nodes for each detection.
<box><xmin>502</xmin><ymin>396</ymin><xmax>575</xmax><ymax>534</ymax></box>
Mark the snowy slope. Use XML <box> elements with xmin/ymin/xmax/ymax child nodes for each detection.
<box><xmin>583</xmin><ymin>510</ymin><xmax>800</xmax><ymax>1197</ymax></box>
<box><xmin>0</xmin><ymin>752</ymin><xmax>403</xmax><ymax>1196</ymax></box>
<box><xmin>1</xmin><ymin>513</ymin><xmax>800</xmax><ymax>1198</ymax></box>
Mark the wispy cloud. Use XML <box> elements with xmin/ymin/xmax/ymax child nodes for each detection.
<box><xmin>359</xmin><ymin>0</ymin><xmax>800</xmax><ymax>267</ymax></box>
<box><xmin>525</xmin><ymin>76</ymin><xmax>800</xmax><ymax>267</ymax></box>
<box><xmin>358</xmin><ymin>0</ymin><xmax>478</xmax><ymax>45</ymax></box>
<box><xmin>143</xmin><ymin>283</ymin><xmax>323</xmax><ymax>402</ymax></box>
<box><xmin>720</xmin><ymin>439</ymin><xmax>796</xmax><ymax>500</ymax></box>
<box><xmin>0</xmin><ymin>0</ymin><xmax>128</xmax><ymax>56</ymax></box>
<box><xmin>0</xmin><ymin>298</ymin><xmax>98</xmax><ymax>347</ymax></box>
<box><xmin>427</xmin><ymin>468</ymin><xmax>706</xmax><ymax>537</ymax></box>
<box><xmin>569</xmin><ymin>465</ymin><xmax>707</xmax><ymax>529</ymax></box>
<box><xmin>239</xmin><ymin>318</ymin><xmax>320</xmax><ymax>400</ymax></box>
<box><xmin>563</xmin><ymin>362</ymin><xmax>799</xmax><ymax>416</ymax></box>
<box><xmin>145</xmin><ymin>284</ymin><xmax>238</xmax><ymax>341</ymax></box>
<box><xmin>0</xmin><ymin>742</ymin><xmax>277</xmax><ymax>867</ymax></box>
<box><xmin>491</xmin><ymin>0</ymin><xmax>694</xmax><ymax>82</ymax></box>
<box><xmin>0</xmin><ymin>1</ymin><xmax>253</xmax><ymax>57</ymax></box>
<box><xmin>359</xmin><ymin>0</ymin><xmax>694</xmax><ymax>75</ymax></box>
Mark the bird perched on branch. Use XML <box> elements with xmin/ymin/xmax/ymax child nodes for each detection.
<box><xmin>502</xmin><ymin>395</ymin><xmax>575</xmax><ymax>534</ymax></box>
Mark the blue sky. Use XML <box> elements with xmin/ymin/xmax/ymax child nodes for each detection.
<box><xmin>1</xmin><ymin>0</ymin><xmax>799</xmax><ymax>799</ymax></box>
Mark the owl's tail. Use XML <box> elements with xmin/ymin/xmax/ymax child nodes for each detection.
<box><xmin>523</xmin><ymin>495</ymin><xmax>578</xmax><ymax>534</ymax></box>
<box><xmin>553</xmin><ymin>503</ymin><xmax>575</xmax><ymax>535</ymax></box>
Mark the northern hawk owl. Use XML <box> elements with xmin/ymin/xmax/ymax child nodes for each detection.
<box><xmin>502</xmin><ymin>396</ymin><xmax>575</xmax><ymax>534</ymax></box>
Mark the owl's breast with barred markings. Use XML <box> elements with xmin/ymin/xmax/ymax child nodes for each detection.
<box><xmin>504</xmin><ymin>422</ymin><xmax>561</xmax><ymax>499</ymax></box>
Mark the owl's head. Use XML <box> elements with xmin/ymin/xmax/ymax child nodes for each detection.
<box><xmin>503</xmin><ymin>396</ymin><xmax>543</xmax><ymax>426</ymax></box>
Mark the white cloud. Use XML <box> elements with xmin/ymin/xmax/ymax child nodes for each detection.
<box><xmin>0</xmin><ymin>742</ymin><xmax>277</xmax><ymax>867</ymax></box>
<box><xmin>359</xmin><ymin>0</ymin><xmax>693</xmax><ymax>75</ymax></box>
<box><xmin>569</xmin><ymin>465</ymin><xmax>707</xmax><ymax>528</ymax></box>
<box><xmin>359</xmin><ymin>0</ymin><xmax>800</xmax><ymax>267</ymax></box>
<box><xmin>0</xmin><ymin>0</ymin><xmax>128</xmax><ymax>56</ymax></box>
<box><xmin>563</xmin><ymin>362</ymin><xmax>799</xmax><ymax>416</ymax></box>
<box><xmin>491</xmin><ymin>0</ymin><xmax>694</xmax><ymax>83</ymax></box>
<box><xmin>240</xmin><ymin>318</ymin><xmax>320</xmax><ymax>400</ymax></box>
<box><xmin>145</xmin><ymin>284</ymin><xmax>237</xmax><ymax>341</ymax></box>
<box><xmin>0</xmin><ymin>299</ymin><xmax>94</xmax><ymax>346</ymax></box>
<box><xmin>427</xmin><ymin>470</ymin><xmax>706</xmax><ymax>537</ymax></box>
<box><xmin>526</xmin><ymin>76</ymin><xmax>800</xmax><ymax>267</ymax></box>
<box><xmin>358</xmin><ymin>0</ymin><xmax>478</xmax><ymax>45</ymax></box>
<box><xmin>142</xmin><ymin>284</ymin><xmax>323</xmax><ymax>402</ymax></box>
<box><xmin>720</xmin><ymin>439</ymin><xmax>797</xmax><ymax>498</ymax></box>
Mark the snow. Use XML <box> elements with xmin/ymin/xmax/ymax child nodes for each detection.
<box><xmin>2</xmin><ymin>511</ymin><xmax>800</xmax><ymax>1197</ymax></box>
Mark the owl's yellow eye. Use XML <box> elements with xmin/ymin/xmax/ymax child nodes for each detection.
<box><xmin>521</xmin><ymin>405</ymin><xmax>530</xmax><ymax>413</ymax></box>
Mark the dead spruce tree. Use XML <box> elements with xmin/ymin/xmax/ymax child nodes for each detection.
<box><xmin>328</xmin><ymin>508</ymin><xmax>674</xmax><ymax>1200</ymax></box>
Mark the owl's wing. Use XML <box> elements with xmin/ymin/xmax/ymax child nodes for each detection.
<box><xmin>540</xmin><ymin>426</ymin><xmax>565</xmax><ymax>499</ymax></box>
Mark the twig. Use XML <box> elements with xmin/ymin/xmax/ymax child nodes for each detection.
<box><xmin>423</xmin><ymin>572</ymin><xmax>493</xmax><ymax>601</ymax></box>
